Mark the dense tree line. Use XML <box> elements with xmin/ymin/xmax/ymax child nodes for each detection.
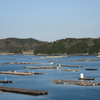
<box><xmin>34</xmin><ymin>38</ymin><xmax>100</xmax><ymax>55</ymax></box>
<box><xmin>0</xmin><ymin>38</ymin><xmax>99</xmax><ymax>54</ymax></box>
<box><xmin>0</xmin><ymin>38</ymin><xmax>46</xmax><ymax>53</ymax></box>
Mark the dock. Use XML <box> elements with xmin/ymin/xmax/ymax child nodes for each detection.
<box><xmin>0</xmin><ymin>80</ymin><xmax>13</xmax><ymax>83</ymax></box>
<box><xmin>24</xmin><ymin>66</ymin><xmax>60</xmax><ymax>69</ymax></box>
<box><xmin>0</xmin><ymin>86</ymin><xmax>49</xmax><ymax>96</ymax></box>
<box><xmin>62</xmin><ymin>69</ymin><xmax>79</xmax><ymax>72</ymax></box>
<box><xmin>61</xmin><ymin>64</ymin><xmax>83</xmax><ymax>67</ymax></box>
<box><xmin>52</xmin><ymin>79</ymin><xmax>100</xmax><ymax>86</ymax></box>
<box><xmin>0</xmin><ymin>71</ymin><xmax>44</xmax><ymax>76</ymax></box>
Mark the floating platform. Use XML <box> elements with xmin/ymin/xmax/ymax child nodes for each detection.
<box><xmin>1</xmin><ymin>62</ymin><xmax>40</xmax><ymax>65</ymax></box>
<box><xmin>79</xmin><ymin>78</ymin><xmax>95</xmax><ymax>80</ymax></box>
<box><xmin>86</xmin><ymin>68</ymin><xmax>97</xmax><ymax>71</ymax></box>
<box><xmin>24</xmin><ymin>66</ymin><xmax>60</xmax><ymax>69</ymax></box>
<box><xmin>52</xmin><ymin>79</ymin><xmax>100</xmax><ymax>86</ymax></box>
<box><xmin>62</xmin><ymin>69</ymin><xmax>80</xmax><ymax>72</ymax></box>
<box><xmin>0</xmin><ymin>86</ymin><xmax>49</xmax><ymax>96</ymax></box>
<box><xmin>61</xmin><ymin>64</ymin><xmax>83</xmax><ymax>67</ymax></box>
<box><xmin>0</xmin><ymin>80</ymin><xmax>13</xmax><ymax>83</ymax></box>
<box><xmin>78</xmin><ymin>59</ymin><xmax>100</xmax><ymax>61</ymax></box>
<box><xmin>0</xmin><ymin>71</ymin><xmax>44</xmax><ymax>76</ymax></box>
<box><xmin>30</xmin><ymin>56</ymin><xmax>67</xmax><ymax>59</ymax></box>
<box><xmin>50</xmin><ymin>59</ymin><xmax>100</xmax><ymax>62</ymax></box>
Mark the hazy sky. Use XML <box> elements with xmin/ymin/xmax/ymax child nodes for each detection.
<box><xmin>0</xmin><ymin>0</ymin><xmax>100</xmax><ymax>42</ymax></box>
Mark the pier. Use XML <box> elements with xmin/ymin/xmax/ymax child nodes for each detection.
<box><xmin>61</xmin><ymin>64</ymin><xmax>83</xmax><ymax>67</ymax></box>
<box><xmin>0</xmin><ymin>86</ymin><xmax>49</xmax><ymax>96</ymax></box>
<box><xmin>52</xmin><ymin>79</ymin><xmax>100</xmax><ymax>86</ymax></box>
<box><xmin>24</xmin><ymin>66</ymin><xmax>60</xmax><ymax>69</ymax></box>
<box><xmin>0</xmin><ymin>71</ymin><xmax>44</xmax><ymax>76</ymax></box>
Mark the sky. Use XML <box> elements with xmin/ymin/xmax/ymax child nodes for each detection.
<box><xmin>0</xmin><ymin>0</ymin><xmax>100</xmax><ymax>42</ymax></box>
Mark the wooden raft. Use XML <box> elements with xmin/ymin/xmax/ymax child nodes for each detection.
<box><xmin>24</xmin><ymin>66</ymin><xmax>59</xmax><ymax>69</ymax></box>
<box><xmin>62</xmin><ymin>69</ymin><xmax>79</xmax><ymax>72</ymax></box>
<box><xmin>0</xmin><ymin>71</ymin><xmax>44</xmax><ymax>76</ymax></box>
<box><xmin>86</xmin><ymin>68</ymin><xmax>97</xmax><ymax>71</ymax></box>
<box><xmin>79</xmin><ymin>78</ymin><xmax>94</xmax><ymax>80</ymax></box>
<box><xmin>52</xmin><ymin>79</ymin><xmax>100</xmax><ymax>86</ymax></box>
<box><xmin>0</xmin><ymin>86</ymin><xmax>49</xmax><ymax>96</ymax></box>
<box><xmin>0</xmin><ymin>80</ymin><xmax>13</xmax><ymax>83</ymax></box>
<box><xmin>61</xmin><ymin>64</ymin><xmax>83</xmax><ymax>67</ymax></box>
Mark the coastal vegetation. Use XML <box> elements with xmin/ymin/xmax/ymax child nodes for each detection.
<box><xmin>0</xmin><ymin>38</ymin><xmax>47</xmax><ymax>54</ymax></box>
<box><xmin>0</xmin><ymin>37</ymin><xmax>100</xmax><ymax>55</ymax></box>
<box><xmin>34</xmin><ymin>38</ymin><xmax>100</xmax><ymax>55</ymax></box>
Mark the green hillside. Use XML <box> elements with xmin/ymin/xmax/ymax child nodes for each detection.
<box><xmin>0</xmin><ymin>38</ymin><xmax>47</xmax><ymax>53</ymax></box>
<box><xmin>34</xmin><ymin>38</ymin><xmax>100</xmax><ymax>55</ymax></box>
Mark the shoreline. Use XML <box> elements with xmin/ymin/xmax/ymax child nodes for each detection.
<box><xmin>0</xmin><ymin>52</ymin><xmax>99</xmax><ymax>56</ymax></box>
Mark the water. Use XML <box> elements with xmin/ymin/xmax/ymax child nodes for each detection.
<box><xmin>0</xmin><ymin>55</ymin><xmax>100</xmax><ymax>100</ymax></box>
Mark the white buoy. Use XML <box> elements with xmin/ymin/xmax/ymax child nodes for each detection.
<box><xmin>59</xmin><ymin>64</ymin><xmax>61</xmax><ymax>68</ymax></box>
<box><xmin>80</xmin><ymin>73</ymin><xmax>84</xmax><ymax>78</ymax></box>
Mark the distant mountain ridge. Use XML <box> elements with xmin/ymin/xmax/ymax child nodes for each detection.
<box><xmin>0</xmin><ymin>38</ymin><xmax>47</xmax><ymax>54</ymax></box>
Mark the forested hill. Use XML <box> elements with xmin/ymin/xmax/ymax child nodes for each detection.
<box><xmin>0</xmin><ymin>38</ymin><xmax>47</xmax><ymax>53</ymax></box>
<box><xmin>34</xmin><ymin>38</ymin><xmax>100</xmax><ymax>55</ymax></box>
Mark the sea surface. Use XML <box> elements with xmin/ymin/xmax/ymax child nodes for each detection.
<box><xmin>0</xmin><ymin>54</ymin><xmax>100</xmax><ymax>100</ymax></box>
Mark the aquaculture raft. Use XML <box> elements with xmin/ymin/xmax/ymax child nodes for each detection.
<box><xmin>52</xmin><ymin>79</ymin><xmax>100</xmax><ymax>86</ymax></box>
<box><xmin>61</xmin><ymin>64</ymin><xmax>83</xmax><ymax>67</ymax></box>
<box><xmin>85</xmin><ymin>68</ymin><xmax>97</xmax><ymax>71</ymax></box>
<box><xmin>62</xmin><ymin>69</ymin><xmax>79</xmax><ymax>72</ymax></box>
<box><xmin>78</xmin><ymin>78</ymin><xmax>94</xmax><ymax>80</ymax></box>
<box><xmin>0</xmin><ymin>80</ymin><xmax>12</xmax><ymax>83</ymax></box>
<box><xmin>0</xmin><ymin>71</ymin><xmax>44</xmax><ymax>76</ymax></box>
<box><xmin>24</xmin><ymin>66</ymin><xmax>60</xmax><ymax>69</ymax></box>
<box><xmin>1</xmin><ymin>62</ymin><xmax>40</xmax><ymax>65</ymax></box>
<box><xmin>0</xmin><ymin>86</ymin><xmax>49</xmax><ymax>96</ymax></box>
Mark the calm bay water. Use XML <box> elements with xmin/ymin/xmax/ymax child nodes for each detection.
<box><xmin>0</xmin><ymin>55</ymin><xmax>100</xmax><ymax>100</ymax></box>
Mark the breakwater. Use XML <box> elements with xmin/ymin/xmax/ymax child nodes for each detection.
<box><xmin>0</xmin><ymin>86</ymin><xmax>48</xmax><ymax>96</ymax></box>
<box><xmin>52</xmin><ymin>79</ymin><xmax>100</xmax><ymax>86</ymax></box>
<box><xmin>0</xmin><ymin>71</ymin><xmax>44</xmax><ymax>76</ymax></box>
